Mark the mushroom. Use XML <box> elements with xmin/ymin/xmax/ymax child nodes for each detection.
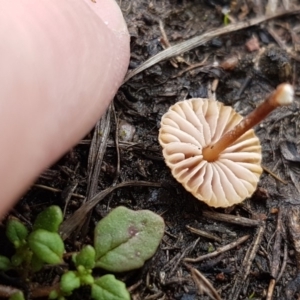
<box><xmin>159</xmin><ymin>83</ymin><xmax>294</xmax><ymax>208</ymax></box>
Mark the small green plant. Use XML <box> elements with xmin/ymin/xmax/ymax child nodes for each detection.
<box><xmin>50</xmin><ymin>206</ymin><xmax>165</xmax><ymax>300</ymax></box>
<box><xmin>0</xmin><ymin>205</ymin><xmax>64</xmax><ymax>275</ymax></box>
<box><xmin>0</xmin><ymin>206</ymin><xmax>165</xmax><ymax>300</ymax></box>
<box><xmin>222</xmin><ymin>7</ymin><xmax>231</xmax><ymax>25</ymax></box>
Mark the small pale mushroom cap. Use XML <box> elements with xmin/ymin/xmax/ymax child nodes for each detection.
<box><xmin>159</xmin><ymin>98</ymin><xmax>262</xmax><ymax>208</ymax></box>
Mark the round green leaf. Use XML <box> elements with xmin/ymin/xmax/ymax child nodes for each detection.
<box><xmin>94</xmin><ymin>206</ymin><xmax>164</xmax><ymax>272</ymax></box>
<box><xmin>0</xmin><ymin>255</ymin><xmax>12</xmax><ymax>271</ymax></box>
<box><xmin>91</xmin><ymin>275</ymin><xmax>130</xmax><ymax>300</ymax></box>
<box><xmin>6</xmin><ymin>219</ymin><xmax>28</xmax><ymax>248</ymax></box>
<box><xmin>11</xmin><ymin>253</ymin><xmax>24</xmax><ymax>267</ymax></box>
<box><xmin>33</xmin><ymin>205</ymin><xmax>63</xmax><ymax>233</ymax></box>
<box><xmin>28</xmin><ymin>229</ymin><xmax>64</xmax><ymax>264</ymax></box>
<box><xmin>73</xmin><ymin>245</ymin><xmax>95</xmax><ymax>270</ymax></box>
<box><xmin>60</xmin><ymin>271</ymin><xmax>80</xmax><ymax>294</ymax></box>
<box><xmin>30</xmin><ymin>253</ymin><xmax>44</xmax><ymax>272</ymax></box>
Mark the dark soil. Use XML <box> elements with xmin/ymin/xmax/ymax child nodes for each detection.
<box><xmin>2</xmin><ymin>1</ymin><xmax>300</xmax><ymax>299</ymax></box>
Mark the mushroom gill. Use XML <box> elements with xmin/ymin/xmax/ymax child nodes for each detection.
<box><xmin>159</xmin><ymin>83</ymin><xmax>294</xmax><ymax>208</ymax></box>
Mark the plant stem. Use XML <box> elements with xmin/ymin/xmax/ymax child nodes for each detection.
<box><xmin>202</xmin><ymin>83</ymin><xmax>293</xmax><ymax>161</ymax></box>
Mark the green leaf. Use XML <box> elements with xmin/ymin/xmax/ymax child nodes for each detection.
<box><xmin>91</xmin><ymin>275</ymin><xmax>130</xmax><ymax>300</ymax></box>
<box><xmin>30</xmin><ymin>253</ymin><xmax>44</xmax><ymax>272</ymax></box>
<box><xmin>60</xmin><ymin>271</ymin><xmax>81</xmax><ymax>294</ymax></box>
<box><xmin>28</xmin><ymin>229</ymin><xmax>64</xmax><ymax>264</ymax></box>
<box><xmin>6</xmin><ymin>219</ymin><xmax>28</xmax><ymax>248</ymax></box>
<box><xmin>73</xmin><ymin>245</ymin><xmax>95</xmax><ymax>270</ymax></box>
<box><xmin>76</xmin><ymin>265</ymin><xmax>94</xmax><ymax>285</ymax></box>
<box><xmin>49</xmin><ymin>290</ymin><xmax>59</xmax><ymax>299</ymax></box>
<box><xmin>11</xmin><ymin>253</ymin><xmax>24</xmax><ymax>267</ymax></box>
<box><xmin>9</xmin><ymin>291</ymin><xmax>25</xmax><ymax>300</ymax></box>
<box><xmin>10</xmin><ymin>244</ymin><xmax>32</xmax><ymax>267</ymax></box>
<box><xmin>94</xmin><ymin>206</ymin><xmax>164</xmax><ymax>272</ymax></box>
<box><xmin>0</xmin><ymin>255</ymin><xmax>12</xmax><ymax>271</ymax></box>
<box><xmin>33</xmin><ymin>205</ymin><xmax>63</xmax><ymax>233</ymax></box>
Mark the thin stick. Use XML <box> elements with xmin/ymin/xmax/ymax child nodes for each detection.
<box><xmin>162</xmin><ymin>237</ymin><xmax>200</xmax><ymax>273</ymax></box>
<box><xmin>184</xmin><ymin>235</ymin><xmax>250</xmax><ymax>263</ymax></box>
<box><xmin>262</xmin><ymin>165</ymin><xmax>288</xmax><ymax>184</ymax></box>
<box><xmin>276</xmin><ymin>242</ymin><xmax>288</xmax><ymax>282</ymax></box>
<box><xmin>33</xmin><ymin>184</ymin><xmax>85</xmax><ymax>199</ymax></box>
<box><xmin>267</xmin><ymin>208</ymin><xmax>284</xmax><ymax>300</ymax></box>
<box><xmin>202</xmin><ymin>210</ymin><xmax>262</xmax><ymax>227</ymax></box>
<box><xmin>266</xmin><ymin>279</ymin><xmax>276</xmax><ymax>300</ymax></box>
<box><xmin>270</xmin><ymin>208</ymin><xmax>283</xmax><ymax>278</ymax></box>
<box><xmin>229</xmin><ymin>224</ymin><xmax>266</xmax><ymax>300</ymax></box>
<box><xmin>267</xmin><ymin>242</ymin><xmax>288</xmax><ymax>299</ymax></box>
<box><xmin>168</xmin><ymin>238</ymin><xmax>200</xmax><ymax>277</ymax></box>
<box><xmin>185</xmin><ymin>263</ymin><xmax>222</xmax><ymax>300</ymax></box>
<box><xmin>107</xmin><ymin>103</ymin><xmax>121</xmax><ymax>209</ymax></box>
<box><xmin>186</xmin><ymin>225</ymin><xmax>222</xmax><ymax>243</ymax></box>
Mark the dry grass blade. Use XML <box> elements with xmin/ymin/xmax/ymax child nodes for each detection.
<box><xmin>184</xmin><ymin>235</ymin><xmax>250</xmax><ymax>263</ymax></box>
<box><xmin>277</xmin><ymin>242</ymin><xmax>288</xmax><ymax>282</ymax></box>
<box><xmin>266</xmin><ymin>208</ymin><xmax>284</xmax><ymax>300</ymax></box>
<box><xmin>229</xmin><ymin>224</ymin><xmax>266</xmax><ymax>300</ymax></box>
<box><xmin>62</xmin><ymin>181</ymin><xmax>79</xmax><ymax>216</ymax></box>
<box><xmin>262</xmin><ymin>165</ymin><xmax>288</xmax><ymax>184</ymax></box>
<box><xmin>124</xmin><ymin>8</ymin><xmax>300</xmax><ymax>83</ymax></box>
<box><xmin>185</xmin><ymin>263</ymin><xmax>222</xmax><ymax>300</ymax></box>
<box><xmin>59</xmin><ymin>181</ymin><xmax>161</xmax><ymax>240</ymax></box>
<box><xmin>86</xmin><ymin>105</ymin><xmax>111</xmax><ymax>199</ymax></box>
<box><xmin>106</xmin><ymin>103</ymin><xmax>121</xmax><ymax>209</ymax></box>
<box><xmin>270</xmin><ymin>208</ymin><xmax>284</xmax><ymax>278</ymax></box>
<box><xmin>77</xmin><ymin>105</ymin><xmax>111</xmax><ymax>236</ymax></box>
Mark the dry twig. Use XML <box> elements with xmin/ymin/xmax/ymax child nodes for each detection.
<box><xmin>78</xmin><ymin>105</ymin><xmax>112</xmax><ymax>236</ymax></box>
<box><xmin>186</xmin><ymin>225</ymin><xmax>222</xmax><ymax>243</ymax></box>
<box><xmin>202</xmin><ymin>211</ymin><xmax>263</xmax><ymax>227</ymax></box>
<box><xmin>185</xmin><ymin>263</ymin><xmax>222</xmax><ymax>300</ymax></box>
<box><xmin>106</xmin><ymin>103</ymin><xmax>121</xmax><ymax>209</ymax></box>
<box><xmin>266</xmin><ymin>208</ymin><xmax>284</xmax><ymax>300</ymax></box>
<box><xmin>184</xmin><ymin>235</ymin><xmax>250</xmax><ymax>263</ymax></box>
<box><xmin>285</xmin><ymin>206</ymin><xmax>300</xmax><ymax>298</ymax></box>
<box><xmin>162</xmin><ymin>238</ymin><xmax>200</xmax><ymax>276</ymax></box>
<box><xmin>33</xmin><ymin>184</ymin><xmax>85</xmax><ymax>199</ymax></box>
<box><xmin>262</xmin><ymin>165</ymin><xmax>288</xmax><ymax>184</ymax></box>
<box><xmin>229</xmin><ymin>224</ymin><xmax>266</xmax><ymax>300</ymax></box>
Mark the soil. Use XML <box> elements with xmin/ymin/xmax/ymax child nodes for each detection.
<box><xmin>2</xmin><ymin>1</ymin><xmax>300</xmax><ymax>300</ymax></box>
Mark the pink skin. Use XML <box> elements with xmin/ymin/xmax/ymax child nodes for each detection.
<box><xmin>0</xmin><ymin>0</ymin><xmax>130</xmax><ymax>217</ymax></box>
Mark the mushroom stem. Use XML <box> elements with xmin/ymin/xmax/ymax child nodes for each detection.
<box><xmin>202</xmin><ymin>83</ymin><xmax>294</xmax><ymax>162</ymax></box>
